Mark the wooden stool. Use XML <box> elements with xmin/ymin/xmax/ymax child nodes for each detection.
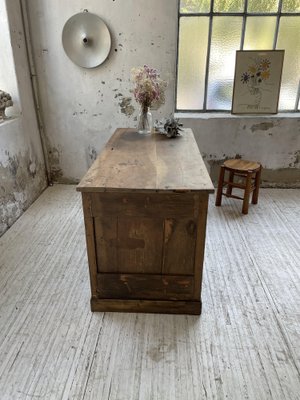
<box><xmin>215</xmin><ymin>159</ymin><xmax>262</xmax><ymax>214</ymax></box>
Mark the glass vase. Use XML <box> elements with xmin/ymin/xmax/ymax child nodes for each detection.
<box><xmin>137</xmin><ymin>106</ymin><xmax>153</xmax><ymax>135</ymax></box>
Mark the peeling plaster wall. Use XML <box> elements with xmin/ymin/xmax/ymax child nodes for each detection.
<box><xmin>0</xmin><ymin>1</ymin><xmax>47</xmax><ymax>236</ymax></box>
<box><xmin>183</xmin><ymin>116</ymin><xmax>300</xmax><ymax>187</ymax></box>
<box><xmin>0</xmin><ymin>120</ymin><xmax>46</xmax><ymax>235</ymax></box>
<box><xmin>26</xmin><ymin>0</ymin><xmax>299</xmax><ymax>186</ymax></box>
<box><xmin>26</xmin><ymin>0</ymin><xmax>177</xmax><ymax>183</ymax></box>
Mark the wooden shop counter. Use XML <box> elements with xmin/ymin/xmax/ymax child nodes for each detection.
<box><xmin>77</xmin><ymin>128</ymin><xmax>214</xmax><ymax>314</ymax></box>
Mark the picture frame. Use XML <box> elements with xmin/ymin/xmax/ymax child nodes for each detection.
<box><xmin>231</xmin><ymin>50</ymin><xmax>284</xmax><ymax>115</ymax></box>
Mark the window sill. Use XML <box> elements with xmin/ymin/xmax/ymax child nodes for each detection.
<box><xmin>0</xmin><ymin>116</ymin><xmax>19</xmax><ymax>126</ymax></box>
<box><xmin>0</xmin><ymin>117</ymin><xmax>20</xmax><ymax>134</ymax></box>
<box><xmin>175</xmin><ymin>112</ymin><xmax>300</xmax><ymax>119</ymax></box>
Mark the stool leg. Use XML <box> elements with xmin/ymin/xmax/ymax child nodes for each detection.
<box><xmin>252</xmin><ymin>166</ymin><xmax>262</xmax><ymax>205</ymax></box>
<box><xmin>215</xmin><ymin>166</ymin><xmax>225</xmax><ymax>207</ymax></box>
<box><xmin>242</xmin><ymin>172</ymin><xmax>252</xmax><ymax>215</ymax></box>
<box><xmin>226</xmin><ymin>171</ymin><xmax>234</xmax><ymax>196</ymax></box>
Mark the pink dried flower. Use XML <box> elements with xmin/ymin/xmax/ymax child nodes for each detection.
<box><xmin>131</xmin><ymin>65</ymin><xmax>167</xmax><ymax>109</ymax></box>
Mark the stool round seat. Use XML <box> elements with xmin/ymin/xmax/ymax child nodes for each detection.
<box><xmin>215</xmin><ymin>158</ymin><xmax>262</xmax><ymax>214</ymax></box>
<box><xmin>224</xmin><ymin>159</ymin><xmax>261</xmax><ymax>172</ymax></box>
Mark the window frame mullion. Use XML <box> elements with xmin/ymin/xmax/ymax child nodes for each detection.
<box><xmin>203</xmin><ymin>0</ymin><xmax>214</xmax><ymax>111</ymax></box>
<box><xmin>176</xmin><ymin>0</ymin><xmax>300</xmax><ymax>113</ymax></box>
<box><xmin>240</xmin><ymin>0</ymin><xmax>249</xmax><ymax>50</ymax></box>
<box><xmin>273</xmin><ymin>0</ymin><xmax>283</xmax><ymax>49</ymax></box>
<box><xmin>295</xmin><ymin>80</ymin><xmax>300</xmax><ymax>111</ymax></box>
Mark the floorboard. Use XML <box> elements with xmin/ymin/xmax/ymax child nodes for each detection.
<box><xmin>0</xmin><ymin>185</ymin><xmax>299</xmax><ymax>400</ymax></box>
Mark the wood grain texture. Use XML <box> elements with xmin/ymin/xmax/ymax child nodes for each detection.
<box><xmin>193</xmin><ymin>193</ymin><xmax>209</xmax><ymax>299</ymax></box>
<box><xmin>224</xmin><ymin>159</ymin><xmax>261</xmax><ymax>172</ymax></box>
<box><xmin>89</xmin><ymin>192</ymin><xmax>199</xmax><ymax>219</ymax></box>
<box><xmin>96</xmin><ymin>274</ymin><xmax>194</xmax><ymax>300</ymax></box>
<box><xmin>94</xmin><ymin>215</ymin><xmax>164</xmax><ymax>274</ymax></box>
<box><xmin>91</xmin><ymin>299</ymin><xmax>201</xmax><ymax>315</ymax></box>
<box><xmin>82</xmin><ymin>194</ymin><xmax>98</xmax><ymax>297</ymax></box>
<box><xmin>83</xmin><ymin>190</ymin><xmax>207</xmax><ymax>310</ymax></box>
<box><xmin>77</xmin><ymin>128</ymin><xmax>213</xmax><ymax>312</ymax></box>
<box><xmin>0</xmin><ymin>185</ymin><xmax>299</xmax><ymax>399</ymax></box>
<box><xmin>216</xmin><ymin>160</ymin><xmax>262</xmax><ymax>215</ymax></box>
<box><xmin>162</xmin><ymin>218</ymin><xmax>196</xmax><ymax>275</ymax></box>
<box><xmin>76</xmin><ymin>128</ymin><xmax>214</xmax><ymax>193</ymax></box>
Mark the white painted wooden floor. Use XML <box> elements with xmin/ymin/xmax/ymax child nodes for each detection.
<box><xmin>0</xmin><ymin>185</ymin><xmax>299</xmax><ymax>400</ymax></box>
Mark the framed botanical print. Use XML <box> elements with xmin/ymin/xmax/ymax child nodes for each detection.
<box><xmin>232</xmin><ymin>50</ymin><xmax>284</xmax><ymax>114</ymax></box>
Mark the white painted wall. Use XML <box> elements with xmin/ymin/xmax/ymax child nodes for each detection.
<box><xmin>0</xmin><ymin>0</ymin><xmax>47</xmax><ymax>236</ymax></box>
<box><xmin>26</xmin><ymin>0</ymin><xmax>300</xmax><ymax>186</ymax></box>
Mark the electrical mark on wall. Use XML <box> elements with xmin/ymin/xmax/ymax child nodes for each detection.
<box><xmin>49</xmin><ymin>167</ymin><xmax>63</xmax><ymax>182</ymax></box>
<box><xmin>87</xmin><ymin>145</ymin><xmax>97</xmax><ymax>167</ymax></box>
<box><xmin>72</xmin><ymin>109</ymin><xmax>87</xmax><ymax>116</ymax></box>
<box><xmin>250</xmin><ymin>122</ymin><xmax>274</xmax><ymax>133</ymax></box>
<box><xmin>48</xmin><ymin>147</ymin><xmax>63</xmax><ymax>182</ymax></box>
<box><xmin>289</xmin><ymin>150</ymin><xmax>300</xmax><ymax>167</ymax></box>
<box><xmin>7</xmin><ymin>155</ymin><xmax>19</xmax><ymax>177</ymax></box>
<box><xmin>27</xmin><ymin>161</ymin><xmax>37</xmax><ymax>178</ymax></box>
<box><xmin>119</xmin><ymin>97</ymin><xmax>135</xmax><ymax>117</ymax></box>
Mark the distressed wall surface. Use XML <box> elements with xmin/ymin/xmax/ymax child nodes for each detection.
<box><xmin>26</xmin><ymin>0</ymin><xmax>299</xmax><ymax>186</ymax></box>
<box><xmin>183</xmin><ymin>115</ymin><xmax>300</xmax><ymax>187</ymax></box>
<box><xmin>0</xmin><ymin>1</ymin><xmax>47</xmax><ymax>236</ymax></box>
<box><xmin>26</xmin><ymin>0</ymin><xmax>177</xmax><ymax>183</ymax></box>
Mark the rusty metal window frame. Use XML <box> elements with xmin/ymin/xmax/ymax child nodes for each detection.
<box><xmin>176</xmin><ymin>0</ymin><xmax>300</xmax><ymax>113</ymax></box>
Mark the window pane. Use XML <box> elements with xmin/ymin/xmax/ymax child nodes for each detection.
<box><xmin>277</xmin><ymin>17</ymin><xmax>300</xmax><ymax>110</ymax></box>
<box><xmin>177</xmin><ymin>17</ymin><xmax>209</xmax><ymax>110</ymax></box>
<box><xmin>180</xmin><ymin>0</ymin><xmax>211</xmax><ymax>13</ymax></box>
<box><xmin>207</xmin><ymin>16</ymin><xmax>243</xmax><ymax>109</ymax></box>
<box><xmin>282</xmin><ymin>0</ymin><xmax>300</xmax><ymax>12</ymax></box>
<box><xmin>214</xmin><ymin>0</ymin><xmax>244</xmax><ymax>12</ymax></box>
<box><xmin>244</xmin><ymin>17</ymin><xmax>276</xmax><ymax>50</ymax></box>
<box><xmin>247</xmin><ymin>0</ymin><xmax>279</xmax><ymax>13</ymax></box>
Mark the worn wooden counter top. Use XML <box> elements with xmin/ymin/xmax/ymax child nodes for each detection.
<box><xmin>77</xmin><ymin>128</ymin><xmax>214</xmax><ymax>314</ymax></box>
<box><xmin>77</xmin><ymin>128</ymin><xmax>214</xmax><ymax>193</ymax></box>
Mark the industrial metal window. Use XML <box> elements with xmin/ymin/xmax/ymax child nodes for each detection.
<box><xmin>176</xmin><ymin>0</ymin><xmax>300</xmax><ymax>112</ymax></box>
